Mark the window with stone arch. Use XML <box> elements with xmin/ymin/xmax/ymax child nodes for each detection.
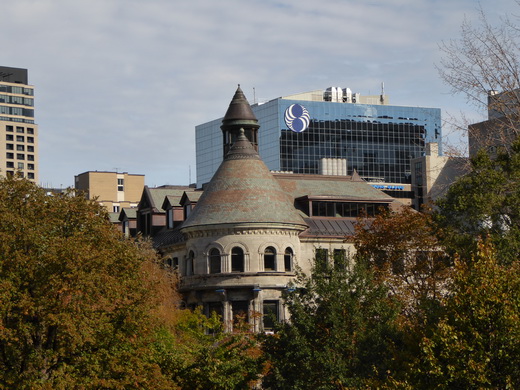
<box><xmin>231</xmin><ymin>246</ymin><xmax>245</xmax><ymax>272</ymax></box>
<box><xmin>264</xmin><ymin>246</ymin><xmax>276</xmax><ymax>271</ymax></box>
<box><xmin>186</xmin><ymin>250</ymin><xmax>195</xmax><ymax>275</ymax></box>
<box><xmin>209</xmin><ymin>248</ymin><xmax>221</xmax><ymax>274</ymax></box>
<box><xmin>284</xmin><ymin>247</ymin><xmax>294</xmax><ymax>272</ymax></box>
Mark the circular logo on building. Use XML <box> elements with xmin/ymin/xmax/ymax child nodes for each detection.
<box><xmin>284</xmin><ymin>104</ymin><xmax>310</xmax><ymax>133</ymax></box>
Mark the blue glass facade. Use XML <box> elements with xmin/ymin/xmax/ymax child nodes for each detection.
<box><xmin>196</xmin><ymin>98</ymin><xmax>441</xmax><ymax>186</ymax></box>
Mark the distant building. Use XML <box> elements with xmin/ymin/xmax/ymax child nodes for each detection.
<box><xmin>469</xmin><ymin>89</ymin><xmax>520</xmax><ymax>157</ymax></box>
<box><xmin>144</xmin><ymin>87</ymin><xmax>404</xmax><ymax>332</ymax></box>
<box><xmin>136</xmin><ymin>185</ymin><xmax>195</xmax><ymax>237</ymax></box>
<box><xmin>196</xmin><ymin>86</ymin><xmax>442</xmax><ymax>201</ymax></box>
<box><xmin>0</xmin><ymin>66</ymin><xmax>38</xmax><ymax>182</ymax></box>
<box><xmin>74</xmin><ymin>171</ymin><xmax>145</xmax><ymax>213</ymax></box>
<box><xmin>411</xmin><ymin>143</ymin><xmax>468</xmax><ymax>210</ymax></box>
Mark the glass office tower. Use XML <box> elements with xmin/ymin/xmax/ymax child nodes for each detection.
<box><xmin>196</xmin><ymin>90</ymin><xmax>441</xmax><ymax>187</ymax></box>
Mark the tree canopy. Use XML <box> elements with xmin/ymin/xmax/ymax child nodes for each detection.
<box><xmin>435</xmin><ymin>140</ymin><xmax>520</xmax><ymax>265</ymax></box>
<box><xmin>0</xmin><ymin>176</ymin><xmax>268</xmax><ymax>389</ymax></box>
<box><xmin>412</xmin><ymin>241</ymin><xmax>520</xmax><ymax>389</ymax></box>
<box><xmin>261</xmin><ymin>255</ymin><xmax>403</xmax><ymax>389</ymax></box>
<box><xmin>0</xmin><ymin>176</ymin><xmax>178</xmax><ymax>388</ymax></box>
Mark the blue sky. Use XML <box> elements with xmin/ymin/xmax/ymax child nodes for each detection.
<box><xmin>3</xmin><ymin>0</ymin><xmax>516</xmax><ymax>187</ymax></box>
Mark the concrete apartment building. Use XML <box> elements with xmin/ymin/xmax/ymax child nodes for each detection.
<box><xmin>74</xmin><ymin>171</ymin><xmax>145</xmax><ymax>213</ymax></box>
<box><xmin>469</xmin><ymin>89</ymin><xmax>520</xmax><ymax>158</ymax></box>
<box><xmin>411</xmin><ymin>143</ymin><xmax>468</xmax><ymax>210</ymax></box>
<box><xmin>0</xmin><ymin>66</ymin><xmax>38</xmax><ymax>182</ymax></box>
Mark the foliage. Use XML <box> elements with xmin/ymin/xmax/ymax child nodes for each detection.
<box><xmin>438</xmin><ymin>5</ymin><xmax>520</xmax><ymax>132</ymax></box>
<box><xmin>353</xmin><ymin>207</ymin><xmax>450</xmax><ymax>324</ymax></box>
<box><xmin>436</xmin><ymin>4</ymin><xmax>520</xmax><ymax>158</ymax></box>
<box><xmin>154</xmin><ymin>308</ymin><xmax>265</xmax><ymax>390</ymax></box>
<box><xmin>412</xmin><ymin>240</ymin><xmax>520</xmax><ymax>389</ymax></box>
<box><xmin>0</xmin><ymin>176</ymin><xmax>177</xmax><ymax>389</ymax></box>
<box><xmin>435</xmin><ymin>140</ymin><xmax>520</xmax><ymax>265</ymax></box>
<box><xmin>261</xmin><ymin>256</ymin><xmax>403</xmax><ymax>389</ymax></box>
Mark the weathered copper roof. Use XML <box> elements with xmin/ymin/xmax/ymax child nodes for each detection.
<box><xmin>118</xmin><ymin>207</ymin><xmax>137</xmax><ymax>222</ymax></box>
<box><xmin>220</xmin><ymin>85</ymin><xmax>260</xmax><ymax>131</ymax></box>
<box><xmin>181</xmin><ymin>130</ymin><xmax>307</xmax><ymax>230</ymax></box>
<box><xmin>274</xmin><ymin>173</ymin><xmax>394</xmax><ymax>201</ymax></box>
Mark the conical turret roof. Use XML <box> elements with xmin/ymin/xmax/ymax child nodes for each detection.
<box><xmin>181</xmin><ymin>129</ymin><xmax>307</xmax><ymax>230</ymax></box>
<box><xmin>221</xmin><ymin>85</ymin><xmax>259</xmax><ymax>130</ymax></box>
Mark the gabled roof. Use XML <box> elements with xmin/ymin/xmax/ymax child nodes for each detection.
<box><xmin>138</xmin><ymin>185</ymin><xmax>194</xmax><ymax>213</ymax></box>
<box><xmin>108</xmin><ymin>212</ymin><xmax>120</xmax><ymax>224</ymax></box>
<box><xmin>118</xmin><ymin>207</ymin><xmax>137</xmax><ymax>222</ymax></box>
<box><xmin>179</xmin><ymin>190</ymin><xmax>203</xmax><ymax>206</ymax></box>
<box><xmin>162</xmin><ymin>195</ymin><xmax>182</xmax><ymax>210</ymax></box>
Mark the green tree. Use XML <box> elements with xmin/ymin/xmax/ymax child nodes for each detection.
<box><xmin>261</xmin><ymin>255</ymin><xmax>403</xmax><ymax>389</ymax></box>
<box><xmin>154</xmin><ymin>308</ymin><xmax>265</xmax><ymax>390</ymax></box>
<box><xmin>434</xmin><ymin>140</ymin><xmax>520</xmax><ymax>265</ymax></box>
<box><xmin>0</xmin><ymin>176</ymin><xmax>176</xmax><ymax>389</ymax></box>
<box><xmin>412</xmin><ymin>240</ymin><xmax>520</xmax><ymax>389</ymax></box>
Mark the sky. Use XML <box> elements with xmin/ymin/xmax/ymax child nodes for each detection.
<box><xmin>3</xmin><ymin>0</ymin><xmax>517</xmax><ymax>188</ymax></box>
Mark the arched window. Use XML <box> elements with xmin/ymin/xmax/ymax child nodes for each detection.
<box><xmin>231</xmin><ymin>247</ymin><xmax>244</xmax><ymax>272</ymax></box>
<box><xmin>284</xmin><ymin>247</ymin><xmax>293</xmax><ymax>272</ymax></box>
<box><xmin>264</xmin><ymin>246</ymin><xmax>276</xmax><ymax>271</ymax></box>
<box><xmin>209</xmin><ymin>248</ymin><xmax>221</xmax><ymax>274</ymax></box>
<box><xmin>164</xmin><ymin>257</ymin><xmax>178</xmax><ymax>269</ymax></box>
<box><xmin>186</xmin><ymin>250</ymin><xmax>195</xmax><ymax>275</ymax></box>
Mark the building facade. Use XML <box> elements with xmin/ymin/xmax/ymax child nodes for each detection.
<box><xmin>0</xmin><ymin>66</ymin><xmax>38</xmax><ymax>182</ymax></box>
<box><xmin>411</xmin><ymin>143</ymin><xmax>468</xmax><ymax>210</ymax></box>
<box><xmin>74</xmin><ymin>171</ymin><xmax>145</xmax><ymax>213</ymax></box>
<box><xmin>196</xmin><ymin>87</ymin><xmax>442</xmax><ymax>191</ymax></box>
<box><xmin>469</xmin><ymin>89</ymin><xmax>520</xmax><ymax>158</ymax></box>
<box><xmin>150</xmin><ymin>87</ymin><xmax>401</xmax><ymax>332</ymax></box>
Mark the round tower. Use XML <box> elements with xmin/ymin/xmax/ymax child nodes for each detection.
<box><xmin>180</xmin><ymin>90</ymin><xmax>308</xmax><ymax>331</ymax></box>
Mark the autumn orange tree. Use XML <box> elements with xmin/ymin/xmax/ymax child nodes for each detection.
<box><xmin>353</xmin><ymin>207</ymin><xmax>450</xmax><ymax>324</ymax></box>
<box><xmin>0</xmin><ymin>176</ymin><xmax>177</xmax><ymax>389</ymax></box>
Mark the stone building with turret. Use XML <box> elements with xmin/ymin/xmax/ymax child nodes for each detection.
<box><xmin>151</xmin><ymin>86</ymin><xmax>399</xmax><ymax>332</ymax></box>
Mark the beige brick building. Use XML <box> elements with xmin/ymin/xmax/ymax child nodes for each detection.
<box><xmin>74</xmin><ymin>171</ymin><xmax>145</xmax><ymax>213</ymax></box>
<box><xmin>0</xmin><ymin>66</ymin><xmax>38</xmax><ymax>182</ymax></box>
